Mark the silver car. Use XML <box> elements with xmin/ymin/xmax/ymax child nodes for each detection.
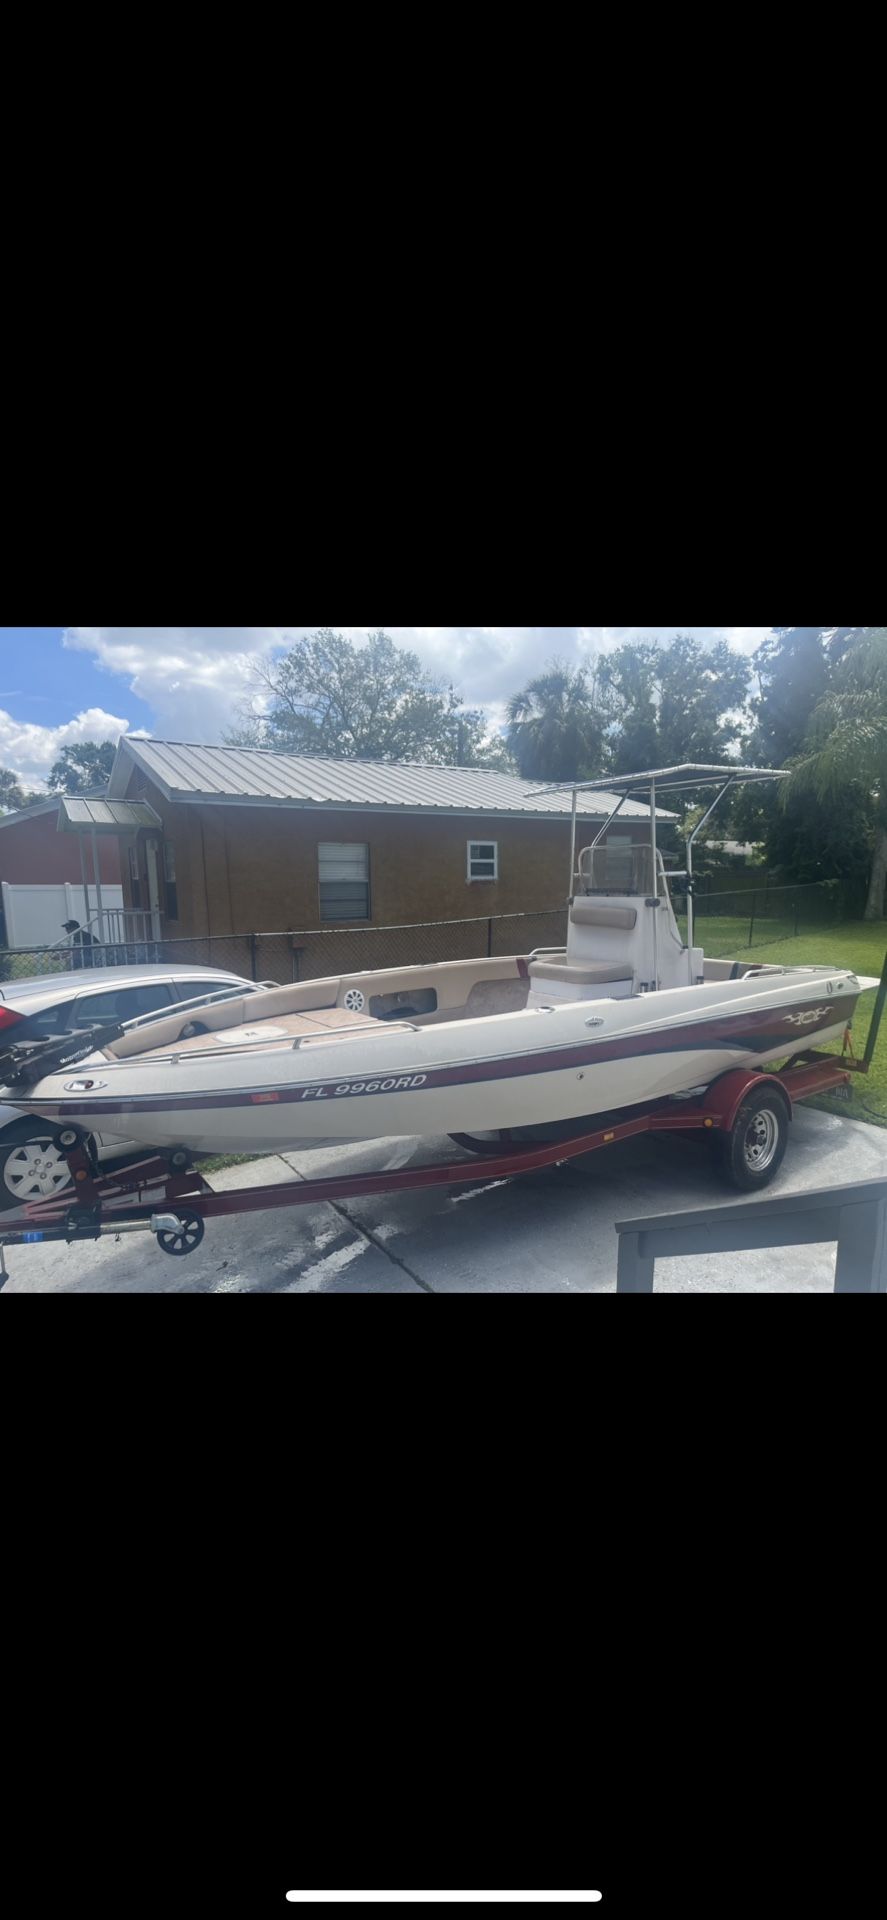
<box><xmin>0</xmin><ymin>964</ymin><xmax>274</xmax><ymax>1212</ymax></box>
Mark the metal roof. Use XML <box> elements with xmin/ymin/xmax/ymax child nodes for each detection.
<box><xmin>0</xmin><ymin>798</ymin><xmax>60</xmax><ymax>829</ymax></box>
<box><xmin>57</xmin><ymin>796</ymin><xmax>162</xmax><ymax>834</ymax></box>
<box><xmin>110</xmin><ymin>738</ymin><xmax>675</xmax><ymax>821</ymax></box>
<box><xmin>530</xmin><ymin>763</ymin><xmax>789</xmax><ymax>799</ymax></box>
<box><xmin>0</xmin><ymin>787</ymin><xmax>138</xmax><ymax>833</ymax></box>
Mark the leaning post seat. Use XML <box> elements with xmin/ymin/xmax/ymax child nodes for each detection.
<box><xmin>527</xmin><ymin>958</ymin><xmax>635</xmax><ymax>1005</ymax></box>
<box><xmin>527</xmin><ymin>899</ymin><xmax>639</xmax><ymax>1006</ymax></box>
<box><xmin>569</xmin><ymin>902</ymin><xmax>638</xmax><ymax>932</ymax></box>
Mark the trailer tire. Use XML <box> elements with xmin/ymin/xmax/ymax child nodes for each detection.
<box><xmin>721</xmin><ymin>1085</ymin><xmax>790</xmax><ymax>1191</ymax></box>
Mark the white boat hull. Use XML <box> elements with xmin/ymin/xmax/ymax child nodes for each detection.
<box><xmin>5</xmin><ymin>969</ymin><xmax>869</xmax><ymax>1156</ymax></box>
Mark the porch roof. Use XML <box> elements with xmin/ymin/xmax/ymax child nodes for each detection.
<box><xmin>56</xmin><ymin>796</ymin><xmax>162</xmax><ymax>835</ymax></box>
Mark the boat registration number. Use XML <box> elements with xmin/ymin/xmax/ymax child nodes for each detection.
<box><xmin>299</xmin><ymin>1074</ymin><xmax>429</xmax><ymax>1101</ymax></box>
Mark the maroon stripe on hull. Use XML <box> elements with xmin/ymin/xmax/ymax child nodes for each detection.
<box><xmin>27</xmin><ymin>994</ymin><xmax>858</xmax><ymax>1122</ymax></box>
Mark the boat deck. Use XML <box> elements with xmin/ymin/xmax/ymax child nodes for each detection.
<box><xmin>147</xmin><ymin>1004</ymin><xmax>409</xmax><ymax>1058</ymax></box>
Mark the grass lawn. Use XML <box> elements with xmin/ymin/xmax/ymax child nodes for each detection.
<box><xmin>719</xmin><ymin>920</ymin><xmax>887</xmax><ymax>1127</ymax></box>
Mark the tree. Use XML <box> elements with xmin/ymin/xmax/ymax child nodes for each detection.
<box><xmin>734</xmin><ymin>627</ymin><xmax>871</xmax><ymax>888</ymax></box>
<box><xmin>46</xmin><ymin>740</ymin><xmax>119</xmax><ymax>794</ymax></box>
<box><xmin>0</xmin><ymin>768</ymin><xmax>27</xmax><ymax>812</ymax></box>
<box><xmin>506</xmin><ymin>663</ymin><xmax>605</xmax><ymax>782</ymax></box>
<box><xmin>598</xmin><ymin>635</ymin><xmax>751</xmax><ymax>774</ymax></box>
<box><xmin>786</xmin><ymin>628</ymin><xmax>887</xmax><ymax>919</ymax></box>
<box><xmin>596</xmin><ymin>645</ymin><xmax>659</xmax><ymax>773</ymax></box>
<box><xmin>0</xmin><ymin>768</ymin><xmax>43</xmax><ymax>812</ymax></box>
<box><xmin>747</xmin><ymin>626</ymin><xmax>834</xmax><ymax>765</ymax></box>
<box><xmin>228</xmin><ymin>629</ymin><xmax>512</xmax><ymax>769</ymax></box>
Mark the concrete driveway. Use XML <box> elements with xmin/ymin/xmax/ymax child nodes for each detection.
<box><xmin>2</xmin><ymin>1107</ymin><xmax>887</xmax><ymax>1293</ymax></box>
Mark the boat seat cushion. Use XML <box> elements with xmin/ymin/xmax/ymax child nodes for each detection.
<box><xmin>569</xmin><ymin>902</ymin><xmax>638</xmax><ymax>930</ymax></box>
<box><xmin>529</xmin><ymin>960</ymin><xmax>634</xmax><ymax>985</ymax></box>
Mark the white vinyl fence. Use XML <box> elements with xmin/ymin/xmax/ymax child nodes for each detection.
<box><xmin>1</xmin><ymin>881</ymin><xmax>125</xmax><ymax>950</ymax></box>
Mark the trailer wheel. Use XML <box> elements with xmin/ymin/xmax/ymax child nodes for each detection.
<box><xmin>721</xmin><ymin>1086</ymin><xmax>789</xmax><ymax>1191</ymax></box>
<box><xmin>156</xmin><ymin>1209</ymin><xmax>205</xmax><ymax>1257</ymax></box>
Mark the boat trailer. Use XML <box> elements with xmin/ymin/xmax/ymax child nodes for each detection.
<box><xmin>1</xmin><ymin>1011</ymin><xmax>884</xmax><ymax>1271</ymax></box>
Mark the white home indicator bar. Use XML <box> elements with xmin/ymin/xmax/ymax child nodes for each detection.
<box><xmin>286</xmin><ymin>1898</ymin><xmax>603</xmax><ymax>1906</ymax></box>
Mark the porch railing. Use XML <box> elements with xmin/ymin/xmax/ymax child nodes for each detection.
<box><xmin>3</xmin><ymin>909</ymin><xmax>165</xmax><ymax>973</ymax></box>
<box><xmin>86</xmin><ymin>907</ymin><xmax>163</xmax><ymax>951</ymax></box>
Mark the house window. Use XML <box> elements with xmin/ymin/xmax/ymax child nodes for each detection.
<box><xmin>163</xmin><ymin>842</ymin><xmax>179</xmax><ymax>921</ymax></box>
<box><xmin>128</xmin><ymin>844</ymin><xmax>141</xmax><ymax>911</ymax></box>
<box><xmin>318</xmin><ymin>843</ymin><xmax>370</xmax><ymax>922</ymax></box>
<box><xmin>467</xmin><ymin>840</ymin><xmax>498</xmax><ymax>882</ymax></box>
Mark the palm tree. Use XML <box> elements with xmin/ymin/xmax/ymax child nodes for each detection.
<box><xmin>787</xmin><ymin>628</ymin><xmax>887</xmax><ymax>920</ymax></box>
<box><xmin>506</xmin><ymin>663</ymin><xmax>604</xmax><ymax>783</ymax></box>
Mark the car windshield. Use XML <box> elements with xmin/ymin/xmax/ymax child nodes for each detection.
<box><xmin>3</xmin><ymin>971</ymin><xmax>254</xmax><ymax>1035</ymax></box>
<box><xmin>18</xmin><ymin>1000</ymin><xmax>76</xmax><ymax>1039</ymax></box>
<box><xmin>72</xmin><ymin>984</ymin><xmax>174</xmax><ymax>1028</ymax></box>
<box><xmin>176</xmin><ymin>980</ymin><xmax>254</xmax><ymax>1005</ymax></box>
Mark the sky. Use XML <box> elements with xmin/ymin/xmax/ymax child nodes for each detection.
<box><xmin>0</xmin><ymin>625</ymin><xmax>775</xmax><ymax>788</ymax></box>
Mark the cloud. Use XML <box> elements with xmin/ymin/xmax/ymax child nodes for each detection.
<box><xmin>62</xmin><ymin>626</ymin><xmax>775</xmax><ymax>740</ymax></box>
<box><xmin>378</xmin><ymin>627</ymin><xmax>774</xmax><ymax>709</ymax></box>
<box><xmin>63</xmin><ymin>626</ymin><xmax>288</xmax><ymax>742</ymax></box>
<box><xmin>0</xmin><ymin>706</ymin><xmax>132</xmax><ymax>789</ymax></box>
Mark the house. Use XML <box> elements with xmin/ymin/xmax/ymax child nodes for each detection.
<box><xmin>102</xmin><ymin>739</ymin><xmax>675</xmax><ymax>978</ymax></box>
<box><xmin>0</xmin><ymin>794</ymin><xmax>123</xmax><ymax>950</ymax></box>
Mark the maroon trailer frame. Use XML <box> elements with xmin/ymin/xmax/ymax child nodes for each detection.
<box><xmin>0</xmin><ymin>1046</ymin><xmax>865</xmax><ymax>1263</ymax></box>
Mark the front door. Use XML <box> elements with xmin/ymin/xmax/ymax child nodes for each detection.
<box><xmin>145</xmin><ymin>839</ymin><xmax>163</xmax><ymax>940</ymax></box>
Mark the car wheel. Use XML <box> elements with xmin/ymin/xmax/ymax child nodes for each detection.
<box><xmin>0</xmin><ymin>1126</ymin><xmax>77</xmax><ymax>1213</ymax></box>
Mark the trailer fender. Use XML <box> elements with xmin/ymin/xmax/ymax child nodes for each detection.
<box><xmin>701</xmin><ymin>1068</ymin><xmax>793</xmax><ymax>1134</ymax></box>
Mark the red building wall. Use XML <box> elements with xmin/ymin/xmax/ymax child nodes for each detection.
<box><xmin>0</xmin><ymin>808</ymin><xmax>122</xmax><ymax>885</ymax></box>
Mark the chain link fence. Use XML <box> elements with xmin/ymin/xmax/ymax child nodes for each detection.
<box><xmin>0</xmin><ymin>911</ymin><xmax>570</xmax><ymax>987</ymax></box>
<box><xmin>0</xmin><ymin>884</ymin><xmax>851</xmax><ymax>986</ymax></box>
<box><xmin>675</xmin><ymin>880</ymin><xmax>847</xmax><ymax>956</ymax></box>
<box><xmin>288</xmin><ymin>909</ymin><xmax>574</xmax><ymax>980</ymax></box>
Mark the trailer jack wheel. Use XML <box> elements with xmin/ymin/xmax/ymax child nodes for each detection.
<box><xmin>155</xmin><ymin>1209</ymin><xmax>205</xmax><ymax>1257</ymax></box>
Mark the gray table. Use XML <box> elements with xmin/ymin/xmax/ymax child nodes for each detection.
<box><xmin>616</xmin><ymin>1179</ymin><xmax>887</xmax><ymax>1294</ymax></box>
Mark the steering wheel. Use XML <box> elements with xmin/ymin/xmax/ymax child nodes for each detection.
<box><xmin>180</xmin><ymin>1020</ymin><xmax>210</xmax><ymax>1038</ymax></box>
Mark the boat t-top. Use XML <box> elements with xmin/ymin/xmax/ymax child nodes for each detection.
<box><xmin>0</xmin><ymin>765</ymin><xmax>876</xmax><ymax>1167</ymax></box>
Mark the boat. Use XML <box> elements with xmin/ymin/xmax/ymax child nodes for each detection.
<box><xmin>0</xmin><ymin>766</ymin><xmax>876</xmax><ymax>1158</ymax></box>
